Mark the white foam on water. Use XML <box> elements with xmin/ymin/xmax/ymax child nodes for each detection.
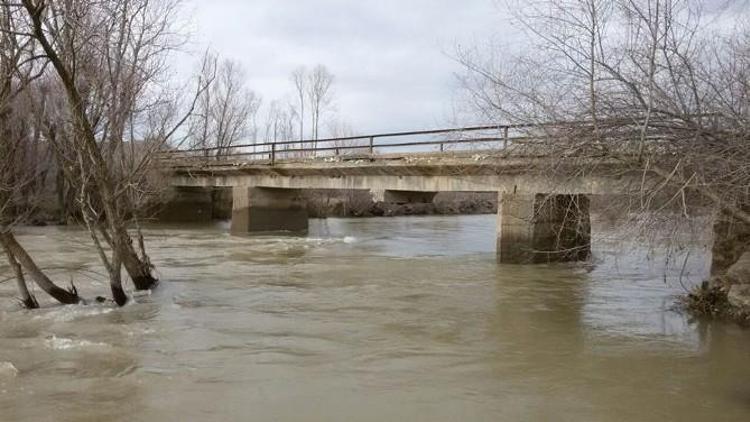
<box><xmin>32</xmin><ymin>306</ymin><xmax>115</xmax><ymax>323</ymax></box>
<box><xmin>302</xmin><ymin>236</ymin><xmax>357</xmax><ymax>245</ymax></box>
<box><xmin>126</xmin><ymin>327</ymin><xmax>156</xmax><ymax>337</ymax></box>
<box><xmin>0</xmin><ymin>362</ymin><xmax>18</xmax><ymax>378</ymax></box>
<box><xmin>44</xmin><ymin>336</ymin><xmax>110</xmax><ymax>351</ymax></box>
<box><xmin>132</xmin><ymin>289</ymin><xmax>152</xmax><ymax>298</ymax></box>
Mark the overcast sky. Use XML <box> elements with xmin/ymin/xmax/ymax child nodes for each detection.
<box><xmin>181</xmin><ymin>0</ymin><xmax>517</xmax><ymax>135</ymax></box>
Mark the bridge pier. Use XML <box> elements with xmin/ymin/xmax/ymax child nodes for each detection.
<box><xmin>231</xmin><ymin>187</ymin><xmax>308</xmax><ymax>234</ymax></box>
<box><xmin>497</xmin><ymin>193</ymin><xmax>591</xmax><ymax>264</ymax></box>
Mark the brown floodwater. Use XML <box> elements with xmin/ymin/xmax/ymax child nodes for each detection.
<box><xmin>0</xmin><ymin>215</ymin><xmax>748</xmax><ymax>421</ymax></box>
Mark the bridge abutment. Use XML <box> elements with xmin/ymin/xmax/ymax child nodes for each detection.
<box><xmin>497</xmin><ymin>192</ymin><xmax>591</xmax><ymax>264</ymax></box>
<box><xmin>231</xmin><ymin>187</ymin><xmax>308</xmax><ymax>234</ymax></box>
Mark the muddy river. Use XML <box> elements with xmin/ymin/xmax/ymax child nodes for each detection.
<box><xmin>1</xmin><ymin>215</ymin><xmax>749</xmax><ymax>421</ymax></box>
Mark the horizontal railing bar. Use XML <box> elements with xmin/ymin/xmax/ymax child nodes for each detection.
<box><xmin>171</xmin><ymin>125</ymin><xmax>515</xmax><ymax>154</ymax></box>
<box><xmin>365</xmin><ymin>136</ymin><xmax>515</xmax><ymax>149</ymax></box>
<box><xmin>162</xmin><ymin>132</ymin><xmax>666</xmax><ymax>162</ymax></box>
<box><xmin>162</xmin><ymin>135</ymin><xmax>536</xmax><ymax>159</ymax></box>
<box><xmin>161</xmin><ymin>117</ymin><xmax>679</xmax><ymax>164</ymax></box>
<box><xmin>169</xmin><ymin>118</ymin><xmax>613</xmax><ymax>155</ymax></box>
<box><xmin>163</xmin><ymin>117</ymin><xmax>661</xmax><ymax>156</ymax></box>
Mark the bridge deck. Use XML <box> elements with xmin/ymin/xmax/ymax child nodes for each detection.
<box><xmin>163</xmin><ymin>121</ymin><xmax>653</xmax><ymax>194</ymax></box>
<box><xmin>169</xmin><ymin>152</ymin><xmax>636</xmax><ymax>195</ymax></box>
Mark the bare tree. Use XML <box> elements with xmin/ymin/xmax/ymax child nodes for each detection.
<box><xmin>307</xmin><ymin>65</ymin><xmax>335</xmax><ymax>149</ymax></box>
<box><xmin>457</xmin><ymin>0</ymin><xmax>750</xmax><ymax>312</ymax></box>
<box><xmin>0</xmin><ymin>3</ymin><xmax>79</xmax><ymax>307</ymax></box>
<box><xmin>0</xmin><ymin>111</ymin><xmax>79</xmax><ymax>308</ymax></box>
<box><xmin>327</xmin><ymin>118</ymin><xmax>366</xmax><ymax>155</ymax></box>
<box><xmin>14</xmin><ymin>0</ymin><xmax>208</xmax><ymax>305</ymax></box>
<box><xmin>188</xmin><ymin>56</ymin><xmax>261</xmax><ymax>158</ymax></box>
<box><xmin>261</xmin><ymin>99</ymin><xmax>299</xmax><ymax>159</ymax></box>
<box><xmin>291</xmin><ymin>66</ymin><xmax>307</xmax><ymax>143</ymax></box>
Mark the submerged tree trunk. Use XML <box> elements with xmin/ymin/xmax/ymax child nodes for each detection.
<box><xmin>0</xmin><ymin>231</ymin><xmax>79</xmax><ymax>305</ymax></box>
<box><xmin>2</xmin><ymin>241</ymin><xmax>38</xmax><ymax>309</ymax></box>
<box><xmin>119</xmin><ymin>232</ymin><xmax>158</xmax><ymax>291</ymax></box>
<box><xmin>95</xmin><ymin>223</ymin><xmax>157</xmax><ymax>291</ymax></box>
<box><xmin>109</xmin><ymin>246</ymin><xmax>127</xmax><ymax>307</ymax></box>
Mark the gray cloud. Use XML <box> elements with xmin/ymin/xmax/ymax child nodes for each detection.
<box><xmin>181</xmin><ymin>0</ymin><xmax>515</xmax><ymax>134</ymax></box>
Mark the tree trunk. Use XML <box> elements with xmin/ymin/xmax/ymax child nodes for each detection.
<box><xmin>55</xmin><ymin>165</ymin><xmax>71</xmax><ymax>224</ymax></box>
<box><xmin>119</xmin><ymin>234</ymin><xmax>158</xmax><ymax>291</ymax></box>
<box><xmin>109</xmin><ymin>247</ymin><xmax>127</xmax><ymax>306</ymax></box>
<box><xmin>2</xmin><ymin>241</ymin><xmax>39</xmax><ymax>309</ymax></box>
<box><xmin>0</xmin><ymin>231</ymin><xmax>79</xmax><ymax>305</ymax></box>
<box><xmin>106</xmin><ymin>224</ymin><xmax>157</xmax><ymax>291</ymax></box>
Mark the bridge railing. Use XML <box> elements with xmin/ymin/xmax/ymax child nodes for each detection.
<box><xmin>161</xmin><ymin>124</ymin><xmax>546</xmax><ymax>165</ymax></box>
<box><xmin>160</xmin><ymin>117</ymin><xmax>689</xmax><ymax>166</ymax></box>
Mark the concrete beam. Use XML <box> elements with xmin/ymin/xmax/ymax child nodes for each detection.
<box><xmin>174</xmin><ymin>174</ymin><xmax>631</xmax><ymax>195</ymax></box>
<box><xmin>497</xmin><ymin>192</ymin><xmax>591</xmax><ymax>264</ymax></box>
<box><xmin>231</xmin><ymin>187</ymin><xmax>308</xmax><ymax>234</ymax></box>
<box><xmin>169</xmin><ymin>157</ymin><xmax>646</xmax><ymax>195</ymax></box>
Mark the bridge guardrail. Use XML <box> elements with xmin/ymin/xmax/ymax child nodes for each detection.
<box><xmin>159</xmin><ymin>117</ymin><xmax>696</xmax><ymax>166</ymax></box>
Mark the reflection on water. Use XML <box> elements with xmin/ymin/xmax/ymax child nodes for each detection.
<box><xmin>0</xmin><ymin>215</ymin><xmax>749</xmax><ymax>421</ymax></box>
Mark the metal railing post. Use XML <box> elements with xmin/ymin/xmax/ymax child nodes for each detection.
<box><xmin>271</xmin><ymin>143</ymin><xmax>276</xmax><ymax>165</ymax></box>
<box><xmin>503</xmin><ymin>126</ymin><xmax>509</xmax><ymax>149</ymax></box>
<box><xmin>368</xmin><ymin>136</ymin><xmax>374</xmax><ymax>155</ymax></box>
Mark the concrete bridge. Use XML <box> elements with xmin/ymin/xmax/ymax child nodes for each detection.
<box><xmin>163</xmin><ymin>124</ymin><xmax>644</xmax><ymax>264</ymax></box>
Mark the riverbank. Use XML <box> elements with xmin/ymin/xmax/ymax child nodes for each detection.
<box><xmin>684</xmin><ymin>251</ymin><xmax>750</xmax><ymax>325</ymax></box>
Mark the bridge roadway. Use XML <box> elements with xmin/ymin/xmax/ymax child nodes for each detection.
<box><xmin>166</xmin><ymin>150</ymin><xmax>642</xmax><ymax>264</ymax></box>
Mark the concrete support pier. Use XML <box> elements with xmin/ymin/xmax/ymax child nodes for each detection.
<box><xmin>371</xmin><ymin>189</ymin><xmax>438</xmax><ymax>204</ymax></box>
<box><xmin>231</xmin><ymin>187</ymin><xmax>308</xmax><ymax>234</ymax></box>
<box><xmin>158</xmin><ymin>187</ymin><xmax>213</xmax><ymax>223</ymax></box>
<box><xmin>497</xmin><ymin>193</ymin><xmax>591</xmax><ymax>264</ymax></box>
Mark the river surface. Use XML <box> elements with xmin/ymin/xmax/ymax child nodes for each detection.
<box><xmin>0</xmin><ymin>215</ymin><xmax>749</xmax><ymax>421</ymax></box>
